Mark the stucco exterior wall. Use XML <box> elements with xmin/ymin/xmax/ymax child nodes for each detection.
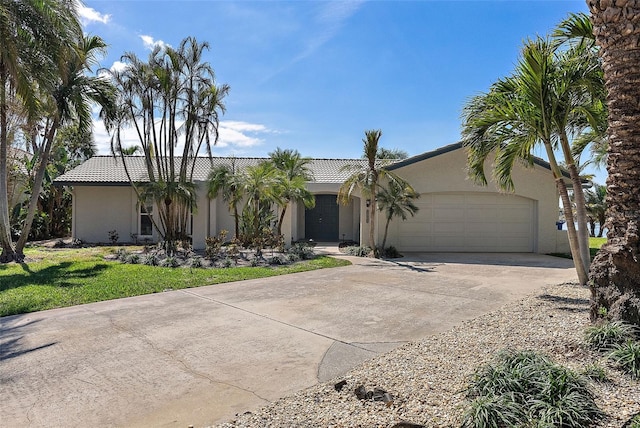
<box><xmin>382</xmin><ymin>148</ymin><xmax>564</xmax><ymax>253</ymax></box>
<box><xmin>73</xmin><ymin>186</ymin><xmax>139</xmax><ymax>244</ymax></box>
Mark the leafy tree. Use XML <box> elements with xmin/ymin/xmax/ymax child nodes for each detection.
<box><xmin>338</xmin><ymin>129</ymin><xmax>405</xmax><ymax>257</ymax></box>
<box><xmin>462</xmin><ymin>37</ymin><xmax>602</xmax><ymax>285</ymax></box>
<box><xmin>587</xmin><ymin>0</ymin><xmax>640</xmax><ymax>325</ymax></box>
<box><xmin>268</xmin><ymin>148</ymin><xmax>315</xmax><ymax>236</ymax></box>
<box><xmin>376</xmin><ymin>178</ymin><xmax>419</xmax><ymax>250</ymax></box>
<box><xmin>107</xmin><ymin>37</ymin><xmax>229</xmax><ymax>253</ymax></box>
<box><xmin>0</xmin><ymin>0</ymin><xmax>83</xmax><ymax>262</ymax></box>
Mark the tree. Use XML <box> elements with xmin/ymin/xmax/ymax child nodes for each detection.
<box><xmin>207</xmin><ymin>161</ymin><xmax>243</xmax><ymax>238</ymax></box>
<box><xmin>107</xmin><ymin>37</ymin><xmax>229</xmax><ymax>253</ymax></box>
<box><xmin>268</xmin><ymin>148</ymin><xmax>315</xmax><ymax>236</ymax></box>
<box><xmin>373</xmin><ymin>147</ymin><xmax>409</xmax><ymax>160</ymax></box>
<box><xmin>376</xmin><ymin>178</ymin><xmax>419</xmax><ymax>250</ymax></box>
<box><xmin>13</xmin><ymin>35</ymin><xmax>115</xmax><ymax>257</ymax></box>
<box><xmin>237</xmin><ymin>162</ymin><xmax>279</xmax><ymax>242</ymax></box>
<box><xmin>338</xmin><ymin>129</ymin><xmax>404</xmax><ymax>257</ymax></box>
<box><xmin>586</xmin><ymin>0</ymin><xmax>640</xmax><ymax>325</ymax></box>
<box><xmin>0</xmin><ymin>0</ymin><xmax>82</xmax><ymax>262</ymax></box>
<box><xmin>462</xmin><ymin>37</ymin><xmax>602</xmax><ymax>285</ymax></box>
<box><xmin>584</xmin><ymin>183</ymin><xmax>606</xmax><ymax>238</ymax></box>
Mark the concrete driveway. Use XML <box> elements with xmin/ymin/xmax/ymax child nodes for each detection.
<box><xmin>1</xmin><ymin>252</ymin><xmax>576</xmax><ymax>427</ymax></box>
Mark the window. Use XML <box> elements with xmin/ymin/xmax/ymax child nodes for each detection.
<box><xmin>140</xmin><ymin>202</ymin><xmax>153</xmax><ymax>237</ymax></box>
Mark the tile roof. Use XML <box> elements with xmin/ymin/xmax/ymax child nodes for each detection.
<box><xmin>53</xmin><ymin>156</ymin><xmax>372</xmax><ymax>186</ymax></box>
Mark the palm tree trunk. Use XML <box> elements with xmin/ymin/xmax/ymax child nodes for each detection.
<box><xmin>277</xmin><ymin>204</ymin><xmax>287</xmax><ymax>236</ymax></box>
<box><xmin>369</xmin><ymin>195</ymin><xmax>377</xmax><ymax>256</ymax></box>
<box><xmin>0</xmin><ymin>64</ymin><xmax>17</xmax><ymax>262</ymax></box>
<box><xmin>542</xmin><ymin>141</ymin><xmax>588</xmax><ymax>285</ymax></box>
<box><xmin>15</xmin><ymin>119</ymin><xmax>59</xmax><ymax>257</ymax></box>
<box><xmin>558</xmin><ymin>177</ymin><xmax>589</xmax><ymax>285</ymax></box>
<box><xmin>587</xmin><ymin>0</ymin><xmax>640</xmax><ymax>324</ymax></box>
<box><xmin>382</xmin><ymin>215</ymin><xmax>391</xmax><ymax>250</ymax></box>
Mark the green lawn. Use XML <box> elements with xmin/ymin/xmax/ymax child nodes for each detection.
<box><xmin>0</xmin><ymin>246</ymin><xmax>351</xmax><ymax>317</ymax></box>
<box><xmin>549</xmin><ymin>237</ymin><xmax>607</xmax><ymax>260</ymax></box>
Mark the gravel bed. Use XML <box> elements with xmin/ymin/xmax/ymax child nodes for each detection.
<box><xmin>216</xmin><ymin>283</ymin><xmax>639</xmax><ymax>428</ymax></box>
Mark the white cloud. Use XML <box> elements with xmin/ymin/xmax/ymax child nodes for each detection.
<box><xmin>78</xmin><ymin>5</ymin><xmax>111</xmax><ymax>25</ymax></box>
<box><xmin>91</xmin><ymin>119</ymin><xmax>272</xmax><ymax>155</ymax></box>
<box><xmin>140</xmin><ymin>35</ymin><xmax>168</xmax><ymax>51</ymax></box>
<box><xmin>110</xmin><ymin>61</ymin><xmax>128</xmax><ymax>73</ymax></box>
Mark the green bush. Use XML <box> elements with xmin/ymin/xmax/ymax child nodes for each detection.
<box><xmin>288</xmin><ymin>243</ymin><xmax>315</xmax><ymax>260</ymax></box>
<box><xmin>608</xmin><ymin>340</ymin><xmax>640</xmax><ymax>379</ymax></box>
<box><xmin>380</xmin><ymin>245</ymin><xmax>402</xmax><ymax>258</ymax></box>
<box><xmin>585</xmin><ymin>321</ymin><xmax>637</xmax><ymax>352</ymax></box>
<box><xmin>343</xmin><ymin>245</ymin><xmax>372</xmax><ymax>257</ymax></box>
<box><xmin>125</xmin><ymin>253</ymin><xmax>140</xmax><ymax>264</ymax></box>
<box><xmin>189</xmin><ymin>256</ymin><xmax>203</xmax><ymax>268</ymax></box>
<box><xmin>463</xmin><ymin>350</ymin><xmax>603</xmax><ymax>428</ymax></box>
<box><xmin>141</xmin><ymin>253</ymin><xmax>159</xmax><ymax>266</ymax></box>
<box><xmin>581</xmin><ymin>363</ymin><xmax>609</xmax><ymax>383</ymax></box>
<box><xmin>161</xmin><ymin>256</ymin><xmax>179</xmax><ymax>268</ymax></box>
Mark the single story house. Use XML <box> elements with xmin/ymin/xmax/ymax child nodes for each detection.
<box><xmin>54</xmin><ymin>143</ymin><xmax>570</xmax><ymax>254</ymax></box>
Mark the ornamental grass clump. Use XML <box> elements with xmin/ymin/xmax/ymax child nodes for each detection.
<box><xmin>585</xmin><ymin>321</ymin><xmax>637</xmax><ymax>352</ymax></box>
<box><xmin>462</xmin><ymin>350</ymin><xmax>603</xmax><ymax>428</ymax></box>
<box><xmin>608</xmin><ymin>340</ymin><xmax>640</xmax><ymax>379</ymax></box>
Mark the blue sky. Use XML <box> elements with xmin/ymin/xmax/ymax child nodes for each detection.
<box><xmin>80</xmin><ymin>0</ymin><xmax>604</xmax><ymax>184</ymax></box>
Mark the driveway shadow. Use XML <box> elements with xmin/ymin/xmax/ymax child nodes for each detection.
<box><xmin>0</xmin><ymin>319</ymin><xmax>56</xmax><ymax>368</ymax></box>
<box><xmin>400</xmin><ymin>252</ymin><xmax>576</xmax><ymax>269</ymax></box>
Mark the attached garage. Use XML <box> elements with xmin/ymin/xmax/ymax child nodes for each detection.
<box><xmin>397</xmin><ymin>192</ymin><xmax>535</xmax><ymax>252</ymax></box>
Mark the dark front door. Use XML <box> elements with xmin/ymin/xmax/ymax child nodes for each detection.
<box><xmin>305</xmin><ymin>194</ymin><xmax>339</xmax><ymax>241</ymax></box>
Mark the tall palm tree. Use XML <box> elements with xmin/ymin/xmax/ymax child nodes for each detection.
<box><xmin>13</xmin><ymin>35</ymin><xmax>116</xmax><ymax>257</ymax></box>
<box><xmin>207</xmin><ymin>161</ymin><xmax>243</xmax><ymax>238</ymax></box>
<box><xmin>0</xmin><ymin>0</ymin><xmax>81</xmax><ymax>262</ymax></box>
<box><xmin>587</xmin><ymin>0</ymin><xmax>640</xmax><ymax>325</ymax></box>
<box><xmin>268</xmin><ymin>148</ymin><xmax>315</xmax><ymax>236</ymax></box>
<box><xmin>107</xmin><ymin>36</ymin><xmax>229</xmax><ymax>251</ymax></box>
<box><xmin>462</xmin><ymin>37</ymin><xmax>602</xmax><ymax>285</ymax></box>
<box><xmin>376</xmin><ymin>179</ymin><xmax>419</xmax><ymax>250</ymax></box>
<box><xmin>338</xmin><ymin>130</ymin><xmax>403</xmax><ymax>257</ymax></box>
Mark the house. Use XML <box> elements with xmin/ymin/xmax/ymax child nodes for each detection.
<box><xmin>53</xmin><ymin>143</ymin><xmax>570</xmax><ymax>254</ymax></box>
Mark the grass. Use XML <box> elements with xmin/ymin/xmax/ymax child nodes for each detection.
<box><xmin>0</xmin><ymin>246</ymin><xmax>351</xmax><ymax>317</ymax></box>
<box><xmin>549</xmin><ymin>236</ymin><xmax>607</xmax><ymax>260</ymax></box>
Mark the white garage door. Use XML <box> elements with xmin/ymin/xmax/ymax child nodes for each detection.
<box><xmin>397</xmin><ymin>192</ymin><xmax>535</xmax><ymax>252</ymax></box>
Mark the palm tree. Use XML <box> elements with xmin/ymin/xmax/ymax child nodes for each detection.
<box><xmin>238</xmin><ymin>162</ymin><xmax>280</xmax><ymax>240</ymax></box>
<box><xmin>0</xmin><ymin>0</ymin><xmax>82</xmax><ymax>262</ymax></box>
<box><xmin>268</xmin><ymin>148</ymin><xmax>315</xmax><ymax>236</ymax></box>
<box><xmin>462</xmin><ymin>37</ymin><xmax>602</xmax><ymax>285</ymax></box>
<box><xmin>372</xmin><ymin>147</ymin><xmax>409</xmax><ymax>160</ymax></box>
<box><xmin>376</xmin><ymin>179</ymin><xmax>419</xmax><ymax>251</ymax></box>
<box><xmin>13</xmin><ymin>35</ymin><xmax>116</xmax><ymax>257</ymax></box>
<box><xmin>587</xmin><ymin>1</ymin><xmax>640</xmax><ymax>324</ymax></box>
<box><xmin>585</xmin><ymin>183</ymin><xmax>606</xmax><ymax>238</ymax></box>
<box><xmin>338</xmin><ymin>130</ymin><xmax>404</xmax><ymax>257</ymax></box>
<box><xmin>107</xmin><ymin>36</ymin><xmax>229</xmax><ymax>251</ymax></box>
<box><xmin>207</xmin><ymin>161</ymin><xmax>243</xmax><ymax>238</ymax></box>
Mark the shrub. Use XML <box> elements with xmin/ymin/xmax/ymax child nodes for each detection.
<box><xmin>161</xmin><ymin>256</ymin><xmax>179</xmax><ymax>268</ymax></box>
<box><xmin>581</xmin><ymin>363</ymin><xmax>609</xmax><ymax>383</ymax></box>
<box><xmin>141</xmin><ymin>253</ymin><xmax>159</xmax><ymax>266</ymax></box>
<box><xmin>108</xmin><ymin>229</ymin><xmax>119</xmax><ymax>244</ymax></box>
<box><xmin>461</xmin><ymin>394</ymin><xmax>525</xmax><ymax>428</ymax></box>
<box><xmin>585</xmin><ymin>321</ymin><xmax>637</xmax><ymax>352</ymax></box>
<box><xmin>205</xmin><ymin>230</ymin><xmax>227</xmax><ymax>260</ymax></box>
<box><xmin>626</xmin><ymin>413</ymin><xmax>640</xmax><ymax>428</ymax></box>
<box><xmin>287</xmin><ymin>253</ymin><xmax>301</xmax><ymax>263</ymax></box>
<box><xmin>381</xmin><ymin>245</ymin><xmax>402</xmax><ymax>258</ymax></box>
<box><xmin>288</xmin><ymin>243</ymin><xmax>315</xmax><ymax>260</ymax></box>
<box><xmin>269</xmin><ymin>254</ymin><xmax>288</xmax><ymax>265</ymax></box>
<box><xmin>189</xmin><ymin>256</ymin><xmax>203</xmax><ymax>268</ymax></box>
<box><xmin>608</xmin><ymin>340</ymin><xmax>640</xmax><ymax>379</ymax></box>
<box><xmin>125</xmin><ymin>254</ymin><xmax>140</xmax><ymax>264</ymax></box>
<box><xmin>220</xmin><ymin>257</ymin><xmax>233</xmax><ymax>268</ymax></box>
<box><xmin>115</xmin><ymin>248</ymin><xmax>129</xmax><ymax>261</ymax></box>
<box><xmin>463</xmin><ymin>350</ymin><xmax>603</xmax><ymax>428</ymax></box>
<box><xmin>343</xmin><ymin>245</ymin><xmax>372</xmax><ymax>257</ymax></box>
